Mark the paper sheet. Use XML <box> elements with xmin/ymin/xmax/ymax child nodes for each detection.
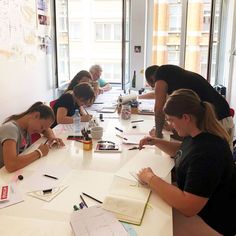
<box><xmin>116</xmin><ymin>149</ymin><xmax>174</xmax><ymax>179</ymax></box>
<box><xmin>70</xmin><ymin>205</ymin><xmax>128</xmax><ymax>236</ymax></box>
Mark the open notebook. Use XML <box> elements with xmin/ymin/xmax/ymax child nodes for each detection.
<box><xmin>102</xmin><ymin>176</ymin><xmax>151</xmax><ymax>225</ymax></box>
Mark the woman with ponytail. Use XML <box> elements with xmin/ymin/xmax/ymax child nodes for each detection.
<box><xmin>138</xmin><ymin>89</ymin><xmax>236</xmax><ymax>235</ymax></box>
<box><xmin>0</xmin><ymin>102</ymin><xmax>64</xmax><ymax>172</ymax></box>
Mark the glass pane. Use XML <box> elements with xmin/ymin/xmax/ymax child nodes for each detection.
<box><xmin>67</xmin><ymin>0</ymin><xmax>122</xmax><ymax>84</ymax></box>
<box><xmin>185</xmin><ymin>0</ymin><xmax>211</xmax><ymax>78</ymax></box>
<box><xmin>55</xmin><ymin>0</ymin><xmax>70</xmax><ymax>87</ymax></box>
<box><xmin>151</xmin><ymin>0</ymin><xmax>182</xmax><ymax>66</ymax></box>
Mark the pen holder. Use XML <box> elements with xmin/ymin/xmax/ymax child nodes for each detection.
<box><xmin>83</xmin><ymin>139</ymin><xmax>93</xmax><ymax>151</ymax></box>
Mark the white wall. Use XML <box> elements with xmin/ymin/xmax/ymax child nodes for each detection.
<box><xmin>0</xmin><ymin>1</ymin><xmax>56</xmax><ymax>123</ymax></box>
<box><xmin>130</xmin><ymin>0</ymin><xmax>146</xmax><ymax>90</ymax></box>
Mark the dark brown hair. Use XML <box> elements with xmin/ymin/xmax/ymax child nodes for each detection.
<box><xmin>4</xmin><ymin>102</ymin><xmax>55</xmax><ymax>124</ymax></box>
<box><xmin>73</xmin><ymin>82</ymin><xmax>95</xmax><ymax>105</ymax></box>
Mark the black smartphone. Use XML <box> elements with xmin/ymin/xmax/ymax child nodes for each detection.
<box><xmin>67</xmin><ymin>135</ymin><xmax>83</xmax><ymax>141</ymax></box>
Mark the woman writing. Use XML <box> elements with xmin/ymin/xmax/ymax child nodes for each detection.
<box><xmin>0</xmin><ymin>102</ymin><xmax>64</xmax><ymax>172</ymax></box>
<box><xmin>138</xmin><ymin>89</ymin><xmax>236</xmax><ymax>235</ymax></box>
<box><xmin>52</xmin><ymin>82</ymin><xmax>95</xmax><ymax>127</ymax></box>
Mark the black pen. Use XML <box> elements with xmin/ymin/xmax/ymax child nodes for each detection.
<box><xmin>80</xmin><ymin>194</ymin><xmax>88</xmax><ymax>208</ymax></box>
<box><xmin>131</xmin><ymin>119</ymin><xmax>144</xmax><ymax>123</ymax></box>
<box><xmin>44</xmin><ymin>139</ymin><xmax>48</xmax><ymax>144</ymax></box>
<box><xmin>43</xmin><ymin>174</ymin><xmax>58</xmax><ymax>180</ymax></box>
<box><xmin>115</xmin><ymin>127</ymin><xmax>123</xmax><ymax>132</ymax></box>
<box><xmin>82</xmin><ymin>192</ymin><xmax>103</xmax><ymax>204</ymax></box>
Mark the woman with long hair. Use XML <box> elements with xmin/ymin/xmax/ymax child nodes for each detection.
<box><xmin>0</xmin><ymin>102</ymin><xmax>64</xmax><ymax>172</ymax></box>
<box><xmin>138</xmin><ymin>89</ymin><xmax>236</xmax><ymax>235</ymax></box>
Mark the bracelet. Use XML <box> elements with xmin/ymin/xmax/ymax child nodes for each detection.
<box><xmin>148</xmin><ymin>175</ymin><xmax>155</xmax><ymax>187</ymax></box>
<box><xmin>35</xmin><ymin>148</ymin><xmax>43</xmax><ymax>158</ymax></box>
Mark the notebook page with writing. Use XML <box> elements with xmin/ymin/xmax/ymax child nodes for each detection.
<box><xmin>102</xmin><ymin>176</ymin><xmax>151</xmax><ymax>225</ymax></box>
<box><xmin>70</xmin><ymin>205</ymin><xmax>128</xmax><ymax>236</ymax></box>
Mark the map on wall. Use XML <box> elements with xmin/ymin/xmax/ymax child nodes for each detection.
<box><xmin>0</xmin><ymin>0</ymin><xmax>51</xmax><ymax>61</ymax></box>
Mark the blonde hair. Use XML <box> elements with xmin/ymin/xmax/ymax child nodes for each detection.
<box><xmin>89</xmin><ymin>64</ymin><xmax>102</xmax><ymax>74</ymax></box>
<box><xmin>163</xmin><ymin>89</ymin><xmax>230</xmax><ymax>143</ymax></box>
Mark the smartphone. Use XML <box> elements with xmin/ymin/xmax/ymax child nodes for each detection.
<box><xmin>98</xmin><ymin>144</ymin><xmax>119</xmax><ymax>150</ymax></box>
<box><xmin>67</xmin><ymin>135</ymin><xmax>83</xmax><ymax>141</ymax></box>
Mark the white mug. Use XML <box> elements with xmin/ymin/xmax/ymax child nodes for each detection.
<box><xmin>90</xmin><ymin>126</ymin><xmax>103</xmax><ymax>139</ymax></box>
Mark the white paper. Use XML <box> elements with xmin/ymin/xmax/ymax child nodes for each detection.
<box><xmin>116</xmin><ymin>149</ymin><xmax>174</xmax><ymax>179</ymax></box>
<box><xmin>70</xmin><ymin>205</ymin><xmax>128</xmax><ymax>236</ymax></box>
<box><xmin>22</xmin><ymin>165</ymin><xmax>71</xmax><ymax>192</ymax></box>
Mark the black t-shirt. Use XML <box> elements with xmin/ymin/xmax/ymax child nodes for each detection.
<box><xmin>52</xmin><ymin>93</ymin><xmax>79</xmax><ymax>128</ymax></box>
<box><xmin>155</xmin><ymin>65</ymin><xmax>230</xmax><ymax>120</ymax></box>
<box><xmin>175</xmin><ymin>132</ymin><xmax>236</xmax><ymax>235</ymax></box>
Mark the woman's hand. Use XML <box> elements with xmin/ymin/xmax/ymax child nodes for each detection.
<box><xmin>80</xmin><ymin>114</ymin><xmax>92</xmax><ymax>122</ymax></box>
<box><xmin>37</xmin><ymin>143</ymin><xmax>50</xmax><ymax>157</ymax></box>
<box><xmin>139</xmin><ymin>136</ymin><xmax>157</xmax><ymax>149</ymax></box>
<box><xmin>48</xmin><ymin>137</ymin><xmax>65</xmax><ymax>148</ymax></box>
<box><xmin>149</xmin><ymin>127</ymin><xmax>156</xmax><ymax>137</ymax></box>
<box><xmin>137</xmin><ymin>167</ymin><xmax>156</xmax><ymax>186</ymax></box>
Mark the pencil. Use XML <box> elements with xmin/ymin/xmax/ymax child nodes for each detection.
<box><xmin>80</xmin><ymin>194</ymin><xmax>88</xmax><ymax>208</ymax></box>
<box><xmin>116</xmin><ymin>134</ymin><xmax>128</xmax><ymax>141</ymax></box>
<box><xmin>82</xmin><ymin>192</ymin><xmax>103</xmax><ymax>204</ymax></box>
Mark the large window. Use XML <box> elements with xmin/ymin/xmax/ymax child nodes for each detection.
<box><xmin>151</xmin><ymin>0</ymin><xmax>222</xmax><ymax>82</ymax></box>
<box><xmin>55</xmin><ymin>0</ymin><xmax>126</xmax><ymax>87</ymax></box>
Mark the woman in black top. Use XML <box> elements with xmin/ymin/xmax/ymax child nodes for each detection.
<box><xmin>138</xmin><ymin>89</ymin><xmax>236</xmax><ymax>235</ymax></box>
<box><xmin>52</xmin><ymin>82</ymin><xmax>95</xmax><ymax>127</ymax></box>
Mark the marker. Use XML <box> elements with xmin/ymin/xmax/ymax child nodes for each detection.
<box><xmin>73</xmin><ymin>205</ymin><xmax>79</xmax><ymax>211</ymax></box>
<box><xmin>82</xmin><ymin>192</ymin><xmax>103</xmax><ymax>204</ymax></box>
<box><xmin>43</xmin><ymin>188</ymin><xmax>52</xmax><ymax>194</ymax></box>
<box><xmin>115</xmin><ymin>127</ymin><xmax>123</xmax><ymax>133</ymax></box>
<box><xmin>80</xmin><ymin>194</ymin><xmax>88</xmax><ymax>208</ymax></box>
<box><xmin>79</xmin><ymin>202</ymin><xmax>84</xmax><ymax>209</ymax></box>
<box><xmin>116</xmin><ymin>134</ymin><xmax>128</xmax><ymax>141</ymax></box>
<box><xmin>43</xmin><ymin>174</ymin><xmax>58</xmax><ymax>180</ymax></box>
<box><xmin>131</xmin><ymin>119</ymin><xmax>144</xmax><ymax>123</ymax></box>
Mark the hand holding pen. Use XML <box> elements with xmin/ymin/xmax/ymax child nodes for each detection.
<box><xmin>47</xmin><ymin>137</ymin><xmax>65</xmax><ymax>148</ymax></box>
<box><xmin>36</xmin><ymin>143</ymin><xmax>49</xmax><ymax>157</ymax></box>
<box><xmin>139</xmin><ymin>136</ymin><xmax>156</xmax><ymax>150</ymax></box>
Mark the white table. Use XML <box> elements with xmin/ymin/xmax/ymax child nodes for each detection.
<box><xmin>0</xmin><ymin>113</ymin><xmax>173</xmax><ymax>236</ymax></box>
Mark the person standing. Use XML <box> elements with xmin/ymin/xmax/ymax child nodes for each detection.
<box><xmin>145</xmin><ymin>64</ymin><xmax>234</xmax><ymax>149</ymax></box>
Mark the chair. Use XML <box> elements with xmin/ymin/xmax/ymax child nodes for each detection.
<box><xmin>230</xmin><ymin>108</ymin><xmax>235</xmax><ymax>118</ymax></box>
<box><xmin>50</xmin><ymin>99</ymin><xmax>57</xmax><ymax>109</ymax></box>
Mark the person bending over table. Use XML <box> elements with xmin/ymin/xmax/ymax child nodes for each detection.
<box><xmin>66</xmin><ymin>70</ymin><xmax>92</xmax><ymax>91</ymax></box>
<box><xmin>138</xmin><ymin>89</ymin><xmax>236</xmax><ymax>236</ymax></box>
<box><xmin>52</xmin><ymin>82</ymin><xmax>95</xmax><ymax>127</ymax></box>
<box><xmin>0</xmin><ymin>102</ymin><xmax>64</xmax><ymax>172</ymax></box>
<box><xmin>143</xmin><ymin>65</ymin><xmax>234</xmax><ymax>150</ymax></box>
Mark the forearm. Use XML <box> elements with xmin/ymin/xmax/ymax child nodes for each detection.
<box><xmin>43</xmin><ymin>128</ymin><xmax>56</xmax><ymax>139</ymax></box>
<box><xmin>155</xmin><ymin>110</ymin><xmax>165</xmax><ymax>138</ymax></box>
<box><xmin>149</xmin><ymin>176</ymin><xmax>198</xmax><ymax>216</ymax></box>
<box><xmin>154</xmin><ymin>139</ymin><xmax>181</xmax><ymax>156</ymax></box>
<box><xmin>138</xmin><ymin>91</ymin><xmax>155</xmax><ymax>99</ymax></box>
<box><xmin>5</xmin><ymin>151</ymin><xmax>40</xmax><ymax>173</ymax></box>
<box><xmin>57</xmin><ymin>116</ymin><xmax>73</xmax><ymax>124</ymax></box>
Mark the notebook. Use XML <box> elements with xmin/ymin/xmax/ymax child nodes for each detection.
<box><xmin>102</xmin><ymin>176</ymin><xmax>151</xmax><ymax>225</ymax></box>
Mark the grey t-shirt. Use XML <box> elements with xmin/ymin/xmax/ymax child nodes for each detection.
<box><xmin>0</xmin><ymin>122</ymin><xmax>27</xmax><ymax>168</ymax></box>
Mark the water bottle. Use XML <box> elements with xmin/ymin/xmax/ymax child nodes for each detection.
<box><xmin>73</xmin><ymin>109</ymin><xmax>80</xmax><ymax>133</ymax></box>
<box><xmin>131</xmin><ymin>70</ymin><xmax>136</xmax><ymax>89</ymax></box>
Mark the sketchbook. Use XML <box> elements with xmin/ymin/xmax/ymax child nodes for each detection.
<box><xmin>102</xmin><ymin>176</ymin><xmax>151</xmax><ymax>225</ymax></box>
<box><xmin>70</xmin><ymin>205</ymin><xmax>128</xmax><ymax>236</ymax></box>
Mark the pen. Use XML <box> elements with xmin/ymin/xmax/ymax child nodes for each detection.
<box><xmin>43</xmin><ymin>174</ymin><xmax>58</xmax><ymax>180</ymax></box>
<box><xmin>44</xmin><ymin>139</ymin><xmax>48</xmax><ymax>144</ymax></box>
<box><xmin>82</xmin><ymin>192</ymin><xmax>103</xmax><ymax>204</ymax></box>
<box><xmin>115</xmin><ymin>127</ymin><xmax>123</xmax><ymax>133</ymax></box>
<box><xmin>80</xmin><ymin>194</ymin><xmax>88</xmax><ymax>208</ymax></box>
<box><xmin>131</xmin><ymin>119</ymin><xmax>144</xmax><ymax>123</ymax></box>
<box><xmin>116</xmin><ymin>134</ymin><xmax>128</xmax><ymax>141</ymax></box>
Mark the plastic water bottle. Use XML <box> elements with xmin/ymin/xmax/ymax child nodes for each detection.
<box><xmin>73</xmin><ymin>109</ymin><xmax>80</xmax><ymax>133</ymax></box>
